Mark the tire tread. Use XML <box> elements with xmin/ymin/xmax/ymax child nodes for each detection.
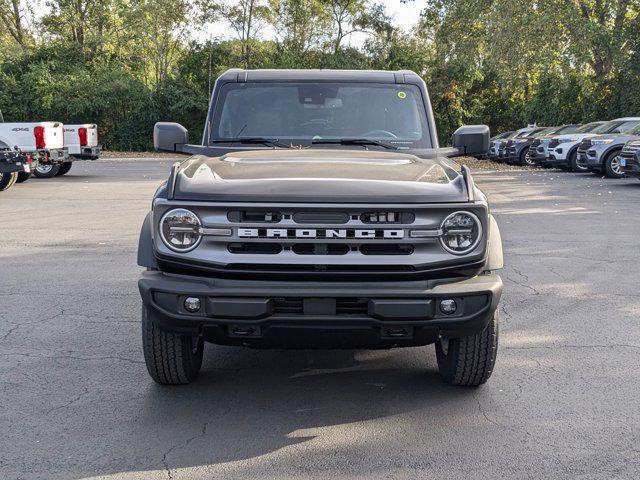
<box><xmin>436</xmin><ymin>312</ymin><xmax>499</xmax><ymax>386</ymax></box>
<box><xmin>141</xmin><ymin>307</ymin><xmax>202</xmax><ymax>385</ymax></box>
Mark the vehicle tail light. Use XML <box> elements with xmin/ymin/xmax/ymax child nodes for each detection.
<box><xmin>78</xmin><ymin>127</ymin><xmax>88</xmax><ymax>146</ymax></box>
<box><xmin>34</xmin><ymin>126</ymin><xmax>46</xmax><ymax>149</ymax></box>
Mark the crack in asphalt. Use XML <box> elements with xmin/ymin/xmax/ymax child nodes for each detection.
<box><xmin>504</xmin><ymin>273</ymin><xmax>540</xmax><ymax>295</ymax></box>
<box><xmin>45</xmin><ymin>387</ymin><xmax>90</xmax><ymax>415</ymax></box>
<box><xmin>0</xmin><ymin>307</ymin><xmax>66</xmax><ymax>343</ymax></box>
<box><xmin>160</xmin><ymin>421</ymin><xmax>210</xmax><ymax>479</ymax></box>
<box><xmin>504</xmin><ymin>266</ymin><xmax>540</xmax><ymax>295</ymax></box>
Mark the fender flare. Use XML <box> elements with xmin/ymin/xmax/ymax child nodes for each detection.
<box><xmin>486</xmin><ymin>214</ymin><xmax>503</xmax><ymax>271</ymax></box>
<box><xmin>567</xmin><ymin>144</ymin><xmax>580</xmax><ymax>159</ymax></box>
<box><xmin>600</xmin><ymin>145</ymin><xmax>623</xmax><ymax>165</ymax></box>
<box><xmin>137</xmin><ymin>212</ymin><xmax>159</xmax><ymax>269</ymax></box>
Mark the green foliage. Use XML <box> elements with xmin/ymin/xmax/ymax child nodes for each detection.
<box><xmin>0</xmin><ymin>0</ymin><xmax>639</xmax><ymax>149</ymax></box>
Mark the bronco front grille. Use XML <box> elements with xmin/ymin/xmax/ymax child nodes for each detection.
<box><xmin>155</xmin><ymin>203</ymin><xmax>489</xmax><ymax>279</ymax></box>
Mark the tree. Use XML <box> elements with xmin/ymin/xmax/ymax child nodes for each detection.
<box><xmin>269</xmin><ymin>0</ymin><xmax>331</xmax><ymax>55</ymax></box>
<box><xmin>223</xmin><ymin>0</ymin><xmax>271</xmax><ymax>67</ymax></box>
<box><xmin>323</xmin><ymin>0</ymin><xmax>391</xmax><ymax>54</ymax></box>
<box><xmin>0</xmin><ymin>0</ymin><xmax>30</xmax><ymax>48</ymax></box>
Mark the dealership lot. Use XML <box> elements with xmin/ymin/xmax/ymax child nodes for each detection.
<box><xmin>1</xmin><ymin>159</ymin><xmax>639</xmax><ymax>480</ymax></box>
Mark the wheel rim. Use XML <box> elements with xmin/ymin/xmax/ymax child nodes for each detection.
<box><xmin>610</xmin><ymin>156</ymin><xmax>623</xmax><ymax>175</ymax></box>
<box><xmin>36</xmin><ymin>164</ymin><xmax>53</xmax><ymax>174</ymax></box>
<box><xmin>440</xmin><ymin>337</ymin><xmax>450</xmax><ymax>356</ymax></box>
<box><xmin>524</xmin><ymin>152</ymin><xmax>534</xmax><ymax>165</ymax></box>
<box><xmin>574</xmin><ymin>159</ymin><xmax>588</xmax><ymax>171</ymax></box>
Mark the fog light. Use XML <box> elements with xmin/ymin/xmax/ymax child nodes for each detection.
<box><xmin>184</xmin><ymin>297</ymin><xmax>201</xmax><ymax>313</ymax></box>
<box><xmin>440</xmin><ymin>299</ymin><xmax>457</xmax><ymax>315</ymax></box>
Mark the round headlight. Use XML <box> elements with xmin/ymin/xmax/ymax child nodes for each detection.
<box><xmin>159</xmin><ymin>208</ymin><xmax>202</xmax><ymax>252</ymax></box>
<box><xmin>440</xmin><ymin>211</ymin><xmax>482</xmax><ymax>255</ymax></box>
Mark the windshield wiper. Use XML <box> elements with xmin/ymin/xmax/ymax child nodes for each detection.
<box><xmin>311</xmin><ymin>138</ymin><xmax>398</xmax><ymax>150</ymax></box>
<box><xmin>211</xmin><ymin>137</ymin><xmax>291</xmax><ymax>148</ymax></box>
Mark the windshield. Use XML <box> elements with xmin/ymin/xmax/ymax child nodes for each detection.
<box><xmin>532</xmin><ymin>127</ymin><xmax>556</xmax><ymax>137</ymax></box>
<box><xmin>555</xmin><ymin>125</ymin><xmax>579</xmax><ymax>135</ymax></box>
<box><xmin>512</xmin><ymin>129</ymin><xmax>533</xmax><ymax>138</ymax></box>
<box><xmin>210</xmin><ymin>82</ymin><xmax>430</xmax><ymax>148</ymax></box>
<box><xmin>613</xmin><ymin>120</ymin><xmax>640</xmax><ymax>133</ymax></box>
<box><xmin>575</xmin><ymin>122</ymin><xmax>604</xmax><ymax>133</ymax></box>
<box><xmin>593</xmin><ymin>120</ymin><xmax>640</xmax><ymax>134</ymax></box>
<box><xmin>522</xmin><ymin>128</ymin><xmax>546</xmax><ymax>138</ymax></box>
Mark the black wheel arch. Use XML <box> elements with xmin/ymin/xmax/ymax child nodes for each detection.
<box><xmin>600</xmin><ymin>145</ymin><xmax>623</xmax><ymax>164</ymax></box>
<box><xmin>138</xmin><ymin>212</ymin><xmax>159</xmax><ymax>269</ymax></box>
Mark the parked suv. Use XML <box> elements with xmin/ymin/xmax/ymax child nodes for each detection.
<box><xmin>620</xmin><ymin>140</ymin><xmax>640</xmax><ymax>180</ymax></box>
<box><xmin>577</xmin><ymin>117</ymin><xmax>640</xmax><ymax>178</ymax></box>
<box><xmin>504</xmin><ymin>127</ymin><xmax>548</xmax><ymax>165</ymax></box>
<box><xmin>526</xmin><ymin>125</ymin><xmax>581</xmax><ymax>167</ymax></box>
<box><xmin>488</xmin><ymin>131</ymin><xmax>514</xmax><ymax>160</ymax></box>
<box><xmin>544</xmin><ymin>121</ymin><xmax>606</xmax><ymax>171</ymax></box>
<box><xmin>495</xmin><ymin>127</ymin><xmax>541</xmax><ymax>163</ymax></box>
<box><xmin>139</xmin><ymin>69</ymin><xmax>504</xmax><ymax>386</ymax></box>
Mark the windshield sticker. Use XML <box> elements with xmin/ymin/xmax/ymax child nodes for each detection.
<box><xmin>397</xmin><ymin>91</ymin><xmax>407</xmax><ymax>99</ymax></box>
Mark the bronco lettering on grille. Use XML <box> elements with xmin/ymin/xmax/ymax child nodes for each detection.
<box><xmin>238</xmin><ymin>228</ymin><xmax>405</xmax><ymax>239</ymax></box>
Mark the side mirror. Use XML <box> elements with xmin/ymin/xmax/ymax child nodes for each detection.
<box><xmin>452</xmin><ymin>125</ymin><xmax>490</xmax><ymax>156</ymax></box>
<box><xmin>154</xmin><ymin>122</ymin><xmax>188</xmax><ymax>153</ymax></box>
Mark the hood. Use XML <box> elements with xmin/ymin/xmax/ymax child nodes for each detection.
<box><xmin>170</xmin><ymin>149</ymin><xmax>470</xmax><ymax>203</ymax></box>
<box><xmin>553</xmin><ymin>132</ymin><xmax>596</xmax><ymax>141</ymax></box>
<box><xmin>589</xmin><ymin>133</ymin><xmax>640</xmax><ymax>144</ymax></box>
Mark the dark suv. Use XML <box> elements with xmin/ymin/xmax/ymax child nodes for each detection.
<box><xmin>139</xmin><ymin>69</ymin><xmax>504</xmax><ymax>386</ymax></box>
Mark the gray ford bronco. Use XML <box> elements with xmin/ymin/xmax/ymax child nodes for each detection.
<box><xmin>138</xmin><ymin>69</ymin><xmax>504</xmax><ymax>386</ymax></box>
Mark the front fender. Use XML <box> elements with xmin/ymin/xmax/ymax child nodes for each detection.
<box><xmin>486</xmin><ymin>214</ymin><xmax>503</xmax><ymax>271</ymax></box>
<box><xmin>599</xmin><ymin>144</ymin><xmax>624</xmax><ymax>163</ymax></box>
<box><xmin>137</xmin><ymin>212</ymin><xmax>158</xmax><ymax>269</ymax></box>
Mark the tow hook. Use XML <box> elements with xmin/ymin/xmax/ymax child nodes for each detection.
<box><xmin>230</xmin><ymin>325</ymin><xmax>261</xmax><ymax>337</ymax></box>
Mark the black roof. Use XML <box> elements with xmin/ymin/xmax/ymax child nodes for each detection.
<box><xmin>217</xmin><ymin>68</ymin><xmax>421</xmax><ymax>84</ymax></box>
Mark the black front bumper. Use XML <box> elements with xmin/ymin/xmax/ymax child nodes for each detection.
<box><xmin>139</xmin><ymin>271</ymin><xmax>503</xmax><ymax>348</ymax></box>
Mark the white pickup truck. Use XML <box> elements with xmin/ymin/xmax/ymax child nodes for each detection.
<box><xmin>57</xmin><ymin>124</ymin><xmax>101</xmax><ymax>176</ymax></box>
<box><xmin>36</xmin><ymin>123</ymin><xmax>101</xmax><ymax>178</ymax></box>
<box><xmin>0</xmin><ymin>121</ymin><xmax>66</xmax><ymax>180</ymax></box>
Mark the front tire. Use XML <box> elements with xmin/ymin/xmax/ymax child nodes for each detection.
<box><xmin>0</xmin><ymin>171</ymin><xmax>18</xmax><ymax>191</ymax></box>
<box><xmin>141</xmin><ymin>306</ymin><xmax>204</xmax><ymax>385</ymax></box>
<box><xmin>34</xmin><ymin>162</ymin><xmax>61</xmax><ymax>178</ymax></box>
<box><xmin>56</xmin><ymin>162</ymin><xmax>73</xmax><ymax>176</ymax></box>
<box><xmin>569</xmin><ymin>150</ymin><xmax>587</xmax><ymax>172</ymax></box>
<box><xmin>435</xmin><ymin>311</ymin><xmax>499</xmax><ymax>386</ymax></box>
<box><xmin>603</xmin><ymin>150</ymin><xmax>625</xmax><ymax>178</ymax></box>
<box><xmin>519</xmin><ymin>147</ymin><xmax>532</xmax><ymax>166</ymax></box>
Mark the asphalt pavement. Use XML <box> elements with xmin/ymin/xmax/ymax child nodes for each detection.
<box><xmin>1</xmin><ymin>159</ymin><xmax>639</xmax><ymax>480</ymax></box>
